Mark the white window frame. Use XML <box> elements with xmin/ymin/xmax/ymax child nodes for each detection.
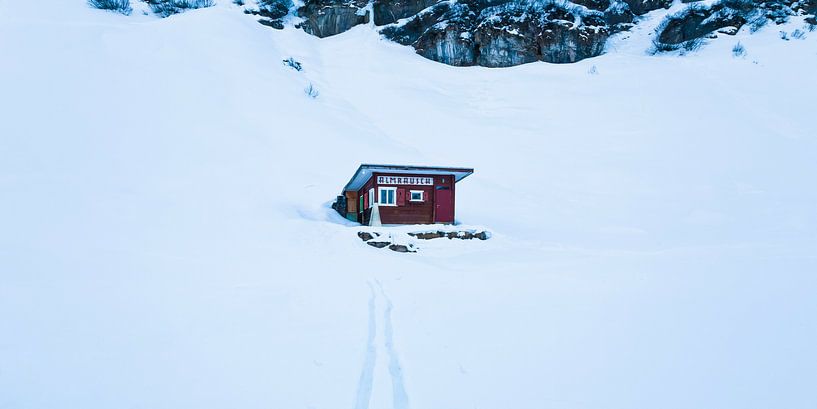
<box><xmin>368</xmin><ymin>188</ymin><xmax>375</xmax><ymax>208</ymax></box>
<box><xmin>378</xmin><ymin>187</ymin><xmax>397</xmax><ymax>207</ymax></box>
<box><xmin>409</xmin><ymin>190</ymin><xmax>425</xmax><ymax>202</ymax></box>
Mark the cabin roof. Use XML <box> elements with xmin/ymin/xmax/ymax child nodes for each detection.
<box><xmin>343</xmin><ymin>164</ymin><xmax>474</xmax><ymax>192</ymax></box>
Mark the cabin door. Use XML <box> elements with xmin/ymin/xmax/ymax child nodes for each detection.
<box><xmin>434</xmin><ymin>186</ymin><xmax>453</xmax><ymax>224</ymax></box>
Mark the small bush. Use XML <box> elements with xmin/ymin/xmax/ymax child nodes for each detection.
<box><xmin>88</xmin><ymin>0</ymin><xmax>132</xmax><ymax>15</ymax></box>
<box><xmin>779</xmin><ymin>30</ymin><xmax>789</xmax><ymax>40</ymax></box>
<box><xmin>679</xmin><ymin>37</ymin><xmax>705</xmax><ymax>54</ymax></box>
<box><xmin>731</xmin><ymin>41</ymin><xmax>746</xmax><ymax>57</ymax></box>
<box><xmin>748</xmin><ymin>14</ymin><xmax>768</xmax><ymax>33</ymax></box>
<box><xmin>791</xmin><ymin>28</ymin><xmax>806</xmax><ymax>39</ymax></box>
<box><xmin>304</xmin><ymin>83</ymin><xmax>320</xmax><ymax>99</ymax></box>
<box><xmin>587</xmin><ymin>65</ymin><xmax>598</xmax><ymax>75</ymax></box>
<box><xmin>232</xmin><ymin>0</ymin><xmax>244</xmax><ymax>5</ymax></box>
<box><xmin>283</xmin><ymin>57</ymin><xmax>303</xmax><ymax>71</ymax></box>
<box><xmin>147</xmin><ymin>0</ymin><xmax>215</xmax><ymax>17</ymax></box>
<box><xmin>648</xmin><ymin>38</ymin><xmax>680</xmax><ymax>54</ymax></box>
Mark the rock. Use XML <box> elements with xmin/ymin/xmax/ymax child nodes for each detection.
<box><xmin>367</xmin><ymin>241</ymin><xmax>390</xmax><ymax>248</ymax></box>
<box><xmin>622</xmin><ymin>0</ymin><xmax>672</xmax><ymax>15</ymax></box>
<box><xmin>388</xmin><ymin>244</ymin><xmax>416</xmax><ymax>252</ymax></box>
<box><xmin>538</xmin><ymin>18</ymin><xmax>609</xmax><ymax>63</ymax></box>
<box><xmin>379</xmin><ymin>2</ymin><xmax>453</xmax><ymax>45</ymax></box>
<box><xmin>408</xmin><ymin>230</ymin><xmax>491</xmax><ymax>240</ymax></box>
<box><xmin>297</xmin><ymin>0</ymin><xmax>369</xmax><ymax>38</ymax></box>
<box><xmin>473</xmin><ymin>27</ymin><xmax>539</xmax><ymax>67</ymax></box>
<box><xmin>657</xmin><ymin>4</ymin><xmax>747</xmax><ymax>45</ymax></box>
<box><xmin>296</xmin><ymin>0</ymin><xmax>811</xmax><ymax>67</ymax></box>
<box><xmin>655</xmin><ymin>0</ymin><xmax>803</xmax><ymax>46</ymax></box>
<box><xmin>392</xmin><ymin>1</ymin><xmax>609</xmax><ymax>67</ymax></box>
<box><xmin>415</xmin><ymin>24</ymin><xmax>478</xmax><ymax>66</ymax></box>
<box><xmin>358</xmin><ymin>231</ymin><xmax>375</xmax><ymax>241</ymax></box>
<box><xmin>373</xmin><ymin>0</ymin><xmax>442</xmax><ymax>25</ymax></box>
<box><xmin>803</xmin><ymin>0</ymin><xmax>817</xmax><ymax>14</ymax></box>
<box><xmin>573</xmin><ymin>0</ymin><xmax>611</xmax><ymax>11</ymax></box>
<box><xmin>409</xmin><ymin>231</ymin><xmax>445</xmax><ymax>239</ymax></box>
<box><xmin>605</xmin><ymin>1</ymin><xmax>636</xmax><ymax>28</ymax></box>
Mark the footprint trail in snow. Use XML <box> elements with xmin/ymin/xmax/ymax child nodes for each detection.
<box><xmin>378</xmin><ymin>281</ymin><xmax>410</xmax><ymax>409</ymax></box>
<box><xmin>353</xmin><ymin>283</ymin><xmax>378</xmax><ymax>409</ymax></box>
<box><xmin>353</xmin><ymin>281</ymin><xmax>410</xmax><ymax>409</ymax></box>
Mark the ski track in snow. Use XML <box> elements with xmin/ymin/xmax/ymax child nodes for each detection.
<box><xmin>353</xmin><ymin>282</ymin><xmax>378</xmax><ymax>409</ymax></box>
<box><xmin>377</xmin><ymin>280</ymin><xmax>410</xmax><ymax>409</ymax></box>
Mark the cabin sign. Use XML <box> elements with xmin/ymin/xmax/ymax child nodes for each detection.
<box><xmin>377</xmin><ymin>175</ymin><xmax>434</xmax><ymax>186</ymax></box>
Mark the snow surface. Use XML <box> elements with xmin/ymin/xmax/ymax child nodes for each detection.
<box><xmin>1</xmin><ymin>1</ymin><xmax>816</xmax><ymax>408</ymax></box>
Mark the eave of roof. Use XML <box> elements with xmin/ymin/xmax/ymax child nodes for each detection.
<box><xmin>342</xmin><ymin>164</ymin><xmax>474</xmax><ymax>192</ymax></box>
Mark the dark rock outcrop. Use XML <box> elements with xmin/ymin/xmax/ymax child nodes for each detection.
<box><xmin>654</xmin><ymin>0</ymin><xmax>813</xmax><ymax>47</ymax></box>
<box><xmin>657</xmin><ymin>3</ymin><xmax>748</xmax><ymax>44</ymax></box>
<box><xmin>388</xmin><ymin>243</ymin><xmax>417</xmax><ymax>252</ymax></box>
<box><xmin>407</xmin><ymin>230</ymin><xmax>491</xmax><ymax>240</ymax></box>
<box><xmin>297</xmin><ymin>0</ymin><xmax>370</xmax><ymax>37</ymax></box>
<box><xmin>358</xmin><ymin>231</ymin><xmax>377</xmax><ymax>241</ymax></box>
<box><xmin>623</xmin><ymin>0</ymin><xmax>672</xmax><ymax>15</ymax></box>
<box><xmin>373</xmin><ymin>0</ymin><xmax>443</xmax><ymax>25</ymax></box>
<box><xmin>295</xmin><ymin>0</ymin><xmax>817</xmax><ymax>65</ymax></box>
<box><xmin>367</xmin><ymin>241</ymin><xmax>391</xmax><ymax>248</ymax></box>
<box><xmin>385</xmin><ymin>0</ymin><xmax>612</xmax><ymax>66</ymax></box>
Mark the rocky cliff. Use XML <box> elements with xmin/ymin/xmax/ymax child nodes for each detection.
<box><xmin>290</xmin><ymin>0</ymin><xmax>816</xmax><ymax>66</ymax></box>
<box><xmin>654</xmin><ymin>0</ymin><xmax>816</xmax><ymax>47</ymax></box>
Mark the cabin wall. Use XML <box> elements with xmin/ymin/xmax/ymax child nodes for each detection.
<box><xmin>344</xmin><ymin>191</ymin><xmax>358</xmax><ymax>221</ymax></box>
<box><xmin>352</xmin><ymin>172</ymin><xmax>457</xmax><ymax>225</ymax></box>
<box><xmin>357</xmin><ymin>177</ymin><xmax>376</xmax><ymax>225</ymax></box>
<box><xmin>375</xmin><ymin>172</ymin><xmax>453</xmax><ymax>225</ymax></box>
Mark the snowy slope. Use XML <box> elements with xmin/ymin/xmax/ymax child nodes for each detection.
<box><xmin>1</xmin><ymin>1</ymin><xmax>816</xmax><ymax>409</ymax></box>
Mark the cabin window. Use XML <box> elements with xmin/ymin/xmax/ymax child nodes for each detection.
<box><xmin>410</xmin><ymin>190</ymin><xmax>424</xmax><ymax>202</ymax></box>
<box><xmin>378</xmin><ymin>187</ymin><xmax>396</xmax><ymax>206</ymax></box>
<box><xmin>368</xmin><ymin>188</ymin><xmax>374</xmax><ymax>208</ymax></box>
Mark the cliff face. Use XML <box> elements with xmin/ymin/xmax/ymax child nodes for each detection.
<box><xmin>297</xmin><ymin>0</ymin><xmax>370</xmax><ymax>38</ymax></box>
<box><xmin>654</xmin><ymin>0</ymin><xmax>815</xmax><ymax>47</ymax></box>
<box><xmin>397</xmin><ymin>1</ymin><xmax>615</xmax><ymax>67</ymax></box>
<box><xmin>295</xmin><ymin>0</ymin><xmax>658</xmax><ymax>65</ymax></box>
<box><xmin>294</xmin><ymin>0</ymin><xmax>817</xmax><ymax>66</ymax></box>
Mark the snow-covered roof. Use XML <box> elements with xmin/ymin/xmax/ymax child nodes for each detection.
<box><xmin>343</xmin><ymin>164</ymin><xmax>474</xmax><ymax>192</ymax></box>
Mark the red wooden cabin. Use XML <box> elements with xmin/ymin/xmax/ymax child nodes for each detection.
<box><xmin>334</xmin><ymin>164</ymin><xmax>474</xmax><ymax>225</ymax></box>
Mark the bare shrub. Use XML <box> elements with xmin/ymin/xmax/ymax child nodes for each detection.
<box><xmin>732</xmin><ymin>41</ymin><xmax>746</xmax><ymax>57</ymax></box>
<box><xmin>147</xmin><ymin>0</ymin><xmax>216</xmax><ymax>17</ymax></box>
<box><xmin>304</xmin><ymin>83</ymin><xmax>320</xmax><ymax>99</ymax></box>
<box><xmin>283</xmin><ymin>57</ymin><xmax>303</xmax><ymax>71</ymax></box>
<box><xmin>88</xmin><ymin>0</ymin><xmax>132</xmax><ymax>15</ymax></box>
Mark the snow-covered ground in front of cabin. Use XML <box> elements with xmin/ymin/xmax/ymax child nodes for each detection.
<box><xmin>1</xmin><ymin>1</ymin><xmax>816</xmax><ymax>408</ymax></box>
